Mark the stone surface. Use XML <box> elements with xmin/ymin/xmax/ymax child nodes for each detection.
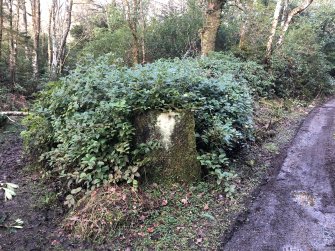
<box><xmin>135</xmin><ymin>110</ymin><xmax>201</xmax><ymax>185</ymax></box>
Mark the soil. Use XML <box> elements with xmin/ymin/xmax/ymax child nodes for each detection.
<box><xmin>0</xmin><ymin>124</ymin><xmax>70</xmax><ymax>251</ymax></box>
<box><xmin>221</xmin><ymin>98</ymin><xmax>335</xmax><ymax>251</ymax></box>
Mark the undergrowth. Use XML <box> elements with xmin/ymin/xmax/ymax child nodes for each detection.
<box><xmin>21</xmin><ymin>53</ymin><xmax>273</xmax><ymax>204</ymax></box>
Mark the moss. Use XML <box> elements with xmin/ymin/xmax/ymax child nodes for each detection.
<box><xmin>135</xmin><ymin>110</ymin><xmax>201</xmax><ymax>185</ymax></box>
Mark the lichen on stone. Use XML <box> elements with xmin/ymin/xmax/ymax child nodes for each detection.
<box><xmin>155</xmin><ymin>112</ymin><xmax>180</xmax><ymax>150</ymax></box>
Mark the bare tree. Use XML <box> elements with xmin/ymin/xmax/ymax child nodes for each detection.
<box><xmin>31</xmin><ymin>0</ymin><xmax>40</xmax><ymax>79</ymax></box>
<box><xmin>47</xmin><ymin>6</ymin><xmax>52</xmax><ymax>71</ymax></box>
<box><xmin>265</xmin><ymin>0</ymin><xmax>283</xmax><ymax>62</ymax></box>
<box><xmin>123</xmin><ymin>0</ymin><xmax>140</xmax><ymax>65</ymax></box>
<box><xmin>200</xmin><ymin>0</ymin><xmax>227</xmax><ymax>56</ymax></box>
<box><xmin>49</xmin><ymin>0</ymin><xmax>74</xmax><ymax>80</ymax></box>
<box><xmin>8</xmin><ymin>0</ymin><xmax>16</xmax><ymax>85</ymax></box>
<box><xmin>265</xmin><ymin>0</ymin><xmax>314</xmax><ymax>62</ymax></box>
<box><xmin>20</xmin><ymin>0</ymin><xmax>29</xmax><ymax>60</ymax></box>
<box><xmin>140</xmin><ymin>0</ymin><xmax>146</xmax><ymax>64</ymax></box>
<box><xmin>276</xmin><ymin>0</ymin><xmax>314</xmax><ymax>47</ymax></box>
<box><xmin>0</xmin><ymin>0</ymin><xmax>3</xmax><ymax>61</ymax></box>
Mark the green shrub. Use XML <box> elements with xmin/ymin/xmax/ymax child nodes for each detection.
<box><xmin>22</xmin><ymin>53</ymin><xmax>264</xmax><ymax>198</ymax></box>
<box><xmin>271</xmin><ymin>23</ymin><xmax>334</xmax><ymax>98</ymax></box>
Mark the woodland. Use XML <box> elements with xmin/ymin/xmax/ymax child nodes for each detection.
<box><xmin>0</xmin><ymin>0</ymin><xmax>335</xmax><ymax>249</ymax></box>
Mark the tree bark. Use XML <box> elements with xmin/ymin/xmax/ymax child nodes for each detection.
<box><xmin>235</xmin><ymin>0</ymin><xmax>248</xmax><ymax>50</ymax></box>
<box><xmin>31</xmin><ymin>0</ymin><xmax>40</xmax><ymax>79</ymax></box>
<box><xmin>8</xmin><ymin>0</ymin><xmax>16</xmax><ymax>86</ymax></box>
<box><xmin>200</xmin><ymin>0</ymin><xmax>227</xmax><ymax>56</ymax></box>
<box><xmin>123</xmin><ymin>0</ymin><xmax>140</xmax><ymax>65</ymax></box>
<box><xmin>47</xmin><ymin>6</ymin><xmax>52</xmax><ymax>72</ymax></box>
<box><xmin>0</xmin><ymin>0</ymin><xmax>3</xmax><ymax>61</ymax></box>
<box><xmin>20</xmin><ymin>0</ymin><xmax>29</xmax><ymax>60</ymax></box>
<box><xmin>50</xmin><ymin>0</ymin><xmax>73</xmax><ymax>80</ymax></box>
<box><xmin>140</xmin><ymin>0</ymin><xmax>146</xmax><ymax>64</ymax></box>
<box><xmin>280</xmin><ymin>0</ymin><xmax>288</xmax><ymax>27</ymax></box>
<box><xmin>0</xmin><ymin>111</ymin><xmax>28</xmax><ymax>116</ymax></box>
<box><xmin>265</xmin><ymin>0</ymin><xmax>283</xmax><ymax>63</ymax></box>
<box><xmin>14</xmin><ymin>0</ymin><xmax>19</xmax><ymax>80</ymax></box>
<box><xmin>275</xmin><ymin>0</ymin><xmax>313</xmax><ymax>48</ymax></box>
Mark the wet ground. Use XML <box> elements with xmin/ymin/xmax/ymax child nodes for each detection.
<box><xmin>0</xmin><ymin>124</ymin><xmax>65</xmax><ymax>251</ymax></box>
<box><xmin>222</xmin><ymin>98</ymin><xmax>335</xmax><ymax>251</ymax></box>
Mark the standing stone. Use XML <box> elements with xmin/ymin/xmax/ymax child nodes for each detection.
<box><xmin>135</xmin><ymin>110</ymin><xmax>201</xmax><ymax>185</ymax></box>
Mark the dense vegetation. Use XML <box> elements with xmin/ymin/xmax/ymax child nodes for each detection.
<box><xmin>22</xmin><ymin>53</ymin><xmax>275</xmax><ymax>204</ymax></box>
<box><xmin>0</xmin><ymin>0</ymin><xmax>335</xmax><ymax>248</ymax></box>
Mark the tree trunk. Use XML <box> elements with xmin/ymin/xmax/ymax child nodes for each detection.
<box><xmin>8</xmin><ymin>0</ymin><xmax>16</xmax><ymax>86</ymax></box>
<box><xmin>47</xmin><ymin>6</ymin><xmax>52</xmax><ymax>72</ymax></box>
<box><xmin>50</xmin><ymin>0</ymin><xmax>73</xmax><ymax>80</ymax></box>
<box><xmin>20</xmin><ymin>0</ymin><xmax>29</xmax><ymax>60</ymax></box>
<box><xmin>0</xmin><ymin>111</ymin><xmax>28</xmax><ymax>116</ymax></box>
<box><xmin>276</xmin><ymin>0</ymin><xmax>313</xmax><ymax>48</ymax></box>
<box><xmin>265</xmin><ymin>0</ymin><xmax>283</xmax><ymax>63</ymax></box>
<box><xmin>31</xmin><ymin>0</ymin><xmax>40</xmax><ymax>79</ymax></box>
<box><xmin>200</xmin><ymin>0</ymin><xmax>227</xmax><ymax>56</ymax></box>
<box><xmin>50</xmin><ymin>0</ymin><xmax>57</xmax><ymax>79</ymax></box>
<box><xmin>0</xmin><ymin>0</ymin><xmax>3</xmax><ymax>61</ymax></box>
<box><xmin>140</xmin><ymin>0</ymin><xmax>146</xmax><ymax>64</ymax></box>
<box><xmin>14</xmin><ymin>0</ymin><xmax>19</xmax><ymax>81</ymax></box>
<box><xmin>123</xmin><ymin>0</ymin><xmax>140</xmax><ymax>65</ymax></box>
<box><xmin>280</xmin><ymin>0</ymin><xmax>289</xmax><ymax>27</ymax></box>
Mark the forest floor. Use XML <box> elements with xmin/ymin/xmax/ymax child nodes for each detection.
<box><xmin>0</xmin><ymin>122</ymin><xmax>66</xmax><ymax>251</ymax></box>
<box><xmin>0</xmin><ymin>98</ymin><xmax>332</xmax><ymax>250</ymax></box>
<box><xmin>222</xmin><ymin>98</ymin><xmax>335</xmax><ymax>251</ymax></box>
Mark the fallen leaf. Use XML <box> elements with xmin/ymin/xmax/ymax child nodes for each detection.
<box><xmin>161</xmin><ymin>199</ymin><xmax>168</xmax><ymax>206</ymax></box>
<box><xmin>181</xmin><ymin>198</ymin><xmax>188</xmax><ymax>205</ymax></box>
<box><xmin>203</xmin><ymin>203</ymin><xmax>209</xmax><ymax>210</ymax></box>
<box><xmin>51</xmin><ymin>240</ymin><xmax>59</xmax><ymax>246</ymax></box>
<box><xmin>138</xmin><ymin>232</ymin><xmax>145</xmax><ymax>237</ymax></box>
<box><xmin>147</xmin><ymin>227</ymin><xmax>155</xmax><ymax>233</ymax></box>
<box><xmin>196</xmin><ymin>238</ymin><xmax>203</xmax><ymax>244</ymax></box>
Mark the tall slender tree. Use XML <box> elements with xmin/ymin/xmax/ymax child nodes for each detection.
<box><xmin>276</xmin><ymin>0</ymin><xmax>314</xmax><ymax>47</ymax></box>
<box><xmin>8</xmin><ymin>0</ymin><xmax>16</xmax><ymax>85</ymax></box>
<box><xmin>265</xmin><ymin>0</ymin><xmax>314</xmax><ymax>62</ymax></box>
<box><xmin>31</xmin><ymin>0</ymin><xmax>40</xmax><ymax>79</ymax></box>
<box><xmin>0</xmin><ymin>0</ymin><xmax>3</xmax><ymax>62</ymax></box>
<box><xmin>265</xmin><ymin>0</ymin><xmax>283</xmax><ymax>62</ymax></box>
<box><xmin>20</xmin><ymin>0</ymin><xmax>29</xmax><ymax>60</ymax></box>
<box><xmin>123</xmin><ymin>0</ymin><xmax>140</xmax><ymax>65</ymax></box>
<box><xmin>50</xmin><ymin>0</ymin><xmax>73</xmax><ymax>79</ymax></box>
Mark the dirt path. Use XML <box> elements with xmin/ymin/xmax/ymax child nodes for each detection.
<box><xmin>0</xmin><ymin>125</ymin><xmax>65</xmax><ymax>251</ymax></box>
<box><xmin>222</xmin><ymin>98</ymin><xmax>335</xmax><ymax>251</ymax></box>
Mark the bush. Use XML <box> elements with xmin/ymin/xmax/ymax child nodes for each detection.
<box><xmin>22</xmin><ymin>53</ymin><xmax>267</xmax><ymax>200</ymax></box>
<box><xmin>271</xmin><ymin>22</ymin><xmax>334</xmax><ymax>98</ymax></box>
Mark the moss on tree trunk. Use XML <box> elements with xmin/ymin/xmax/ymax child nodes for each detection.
<box><xmin>135</xmin><ymin>110</ymin><xmax>201</xmax><ymax>185</ymax></box>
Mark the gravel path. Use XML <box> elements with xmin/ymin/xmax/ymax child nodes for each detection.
<box><xmin>222</xmin><ymin>98</ymin><xmax>335</xmax><ymax>251</ymax></box>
